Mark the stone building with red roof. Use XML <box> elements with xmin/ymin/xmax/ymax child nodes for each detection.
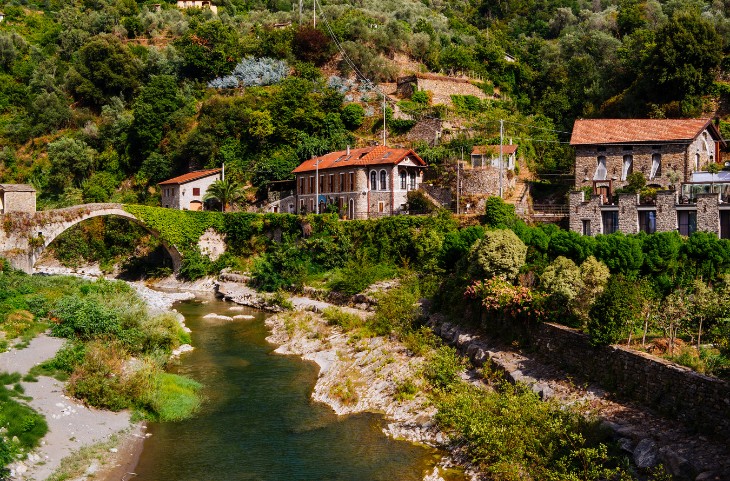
<box><xmin>569</xmin><ymin>119</ymin><xmax>730</xmax><ymax>237</ymax></box>
<box><xmin>159</xmin><ymin>168</ymin><xmax>222</xmax><ymax>210</ymax></box>
<box><xmin>292</xmin><ymin>146</ymin><xmax>427</xmax><ymax>218</ymax></box>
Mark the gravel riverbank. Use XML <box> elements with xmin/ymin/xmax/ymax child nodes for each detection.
<box><xmin>3</xmin><ymin>270</ymin><xmax>198</xmax><ymax>481</ymax></box>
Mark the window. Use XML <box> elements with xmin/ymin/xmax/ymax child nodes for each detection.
<box><xmin>621</xmin><ymin>155</ymin><xmax>633</xmax><ymax>180</ymax></box>
<box><xmin>380</xmin><ymin>170</ymin><xmax>387</xmax><ymax>190</ymax></box>
<box><xmin>695</xmin><ymin>153</ymin><xmax>701</xmax><ymax>171</ymax></box>
<box><xmin>409</xmin><ymin>172</ymin><xmax>416</xmax><ymax>190</ymax></box>
<box><xmin>378</xmin><ymin>201</ymin><xmax>384</xmax><ymax>213</ymax></box>
<box><xmin>320</xmin><ymin>175</ymin><xmax>325</xmax><ymax>192</ymax></box>
<box><xmin>340</xmin><ymin>173</ymin><xmax>345</xmax><ymax>192</ymax></box>
<box><xmin>639</xmin><ymin>211</ymin><xmax>656</xmax><ymax>234</ymax></box>
<box><xmin>193</xmin><ymin>188</ymin><xmax>200</xmax><ymax>196</ymax></box>
<box><xmin>400</xmin><ymin>171</ymin><xmax>407</xmax><ymax>190</ymax></box>
<box><xmin>299</xmin><ymin>177</ymin><xmax>304</xmax><ymax>194</ymax></box>
<box><xmin>602</xmin><ymin>211</ymin><xmax>618</xmax><ymax>234</ymax></box>
<box><xmin>370</xmin><ymin>171</ymin><xmax>377</xmax><ymax>189</ymax></box>
<box><xmin>582</xmin><ymin>220</ymin><xmax>591</xmax><ymax>236</ymax></box>
<box><xmin>650</xmin><ymin>154</ymin><xmax>661</xmax><ymax>180</ymax></box>
<box><xmin>329</xmin><ymin>174</ymin><xmax>334</xmax><ymax>192</ymax></box>
<box><xmin>678</xmin><ymin>211</ymin><xmax>697</xmax><ymax>236</ymax></box>
<box><xmin>349</xmin><ymin>199</ymin><xmax>355</xmax><ymax>220</ymax></box>
<box><xmin>309</xmin><ymin>176</ymin><xmax>314</xmax><ymax>193</ymax></box>
<box><xmin>594</xmin><ymin>156</ymin><xmax>607</xmax><ymax>180</ymax></box>
<box><xmin>349</xmin><ymin>173</ymin><xmax>354</xmax><ymax>192</ymax></box>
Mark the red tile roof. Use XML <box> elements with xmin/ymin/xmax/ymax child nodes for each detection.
<box><xmin>292</xmin><ymin>146</ymin><xmax>426</xmax><ymax>174</ymax></box>
<box><xmin>159</xmin><ymin>169</ymin><xmax>222</xmax><ymax>185</ymax></box>
<box><xmin>471</xmin><ymin>144</ymin><xmax>518</xmax><ymax>156</ymax></box>
<box><xmin>570</xmin><ymin>118</ymin><xmax>725</xmax><ymax>146</ymax></box>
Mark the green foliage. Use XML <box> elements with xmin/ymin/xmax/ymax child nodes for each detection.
<box><xmin>588</xmin><ymin>275</ymin><xmax>646</xmax><ymax>346</ymax></box>
<box><xmin>435</xmin><ymin>382</ymin><xmax>631</xmax><ymax>480</ymax></box>
<box><xmin>175</xmin><ymin>20</ymin><xmax>241</xmax><ymax>79</ymax></box>
<box><xmin>0</xmin><ymin>382</ymin><xmax>48</xmax><ymax>462</ymax></box>
<box><xmin>484</xmin><ymin>196</ymin><xmax>517</xmax><ymax>227</ymax></box>
<box><xmin>322</xmin><ymin>307</ymin><xmax>363</xmax><ymax>331</ymax></box>
<box><xmin>424</xmin><ymin>346</ymin><xmax>464</xmax><ymax>391</ymax></box>
<box><xmin>340</xmin><ymin>103</ymin><xmax>365</xmax><ymax>130</ymax></box>
<box><xmin>327</xmin><ymin>261</ymin><xmax>398</xmax><ymax>295</ymax></box>
<box><xmin>468</xmin><ymin>229</ymin><xmax>527</xmax><ymax>282</ymax></box>
<box><xmin>203</xmin><ymin>178</ymin><xmax>244</xmax><ymax>212</ymax></box>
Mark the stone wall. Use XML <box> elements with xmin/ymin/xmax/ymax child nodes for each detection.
<box><xmin>1</xmin><ymin>191</ymin><xmax>36</xmax><ymax>213</ymax></box>
<box><xmin>529</xmin><ymin>322</ymin><xmax>730</xmax><ymax>439</ymax></box>
<box><xmin>618</xmin><ymin>193</ymin><xmax>640</xmax><ymax>234</ymax></box>
<box><xmin>459</xmin><ymin>166</ymin><xmax>516</xmax><ymax>197</ymax></box>
<box><xmin>568</xmin><ymin>191</ymin><xmax>603</xmax><ymax>234</ymax></box>
<box><xmin>420</xmin><ymin>184</ymin><xmax>452</xmax><ymax>207</ymax></box>
<box><xmin>655</xmin><ymin>191</ymin><xmax>677</xmax><ymax>231</ymax></box>
<box><xmin>696</xmin><ymin>193</ymin><xmax>720</xmax><ymax>235</ymax></box>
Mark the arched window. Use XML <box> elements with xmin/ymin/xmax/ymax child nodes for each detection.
<box><xmin>370</xmin><ymin>171</ymin><xmax>377</xmax><ymax>189</ymax></box>
<box><xmin>594</xmin><ymin>156</ymin><xmax>607</xmax><ymax>180</ymax></box>
<box><xmin>650</xmin><ymin>153</ymin><xmax>661</xmax><ymax>180</ymax></box>
<box><xmin>621</xmin><ymin>155</ymin><xmax>633</xmax><ymax>180</ymax></box>
<box><xmin>380</xmin><ymin>170</ymin><xmax>387</xmax><ymax>190</ymax></box>
<box><xmin>695</xmin><ymin>153</ymin><xmax>701</xmax><ymax>171</ymax></box>
<box><xmin>409</xmin><ymin>171</ymin><xmax>416</xmax><ymax>190</ymax></box>
<box><xmin>400</xmin><ymin>171</ymin><xmax>407</xmax><ymax>190</ymax></box>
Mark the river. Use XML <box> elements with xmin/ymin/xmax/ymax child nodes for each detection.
<box><xmin>131</xmin><ymin>295</ymin><xmax>449</xmax><ymax>481</ymax></box>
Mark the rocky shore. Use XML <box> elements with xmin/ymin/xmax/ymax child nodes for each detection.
<box><xmin>4</xmin><ymin>269</ymin><xmax>199</xmax><ymax>481</ymax></box>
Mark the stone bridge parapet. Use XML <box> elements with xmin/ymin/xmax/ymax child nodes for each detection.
<box><xmin>0</xmin><ymin>203</ymin><xmax>182</xmax><ymax>274</ymax></box>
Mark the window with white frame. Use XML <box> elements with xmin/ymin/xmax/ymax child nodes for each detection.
<box><xmin>370</xmin><ymin>171</ymin><xmax>377</xmax><ymax>189</ymax></box>
<box><xmin>650</xmin><ymin>153</ymin><xmax>661</xmax><ymax>180</ymax></box>
<box><xmin>380</xmin><ymin>170</ymin><xmax>387</xmax><ymax>190</ymax></box>
<box><xmin>621</xmin><ymin>155</ymin><xmax>633</xmax><ymax>180</ymax></box>
<box><xmin>409</xmin><ymin>171</ymin><xmax>416</xmax><ymax>190</ymax></box>
<box><xmin>400</xmin><ymin>171</ymin><xmax>407</xmax><ymax>190</ymax></box>
<box><xmin>594</xmin><ymin>156</ymin><xmax>607</xmax><ymax>180</ymax></box>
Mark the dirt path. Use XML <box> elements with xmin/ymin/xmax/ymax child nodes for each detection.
<box><xmin>0</xmin><ymin>335</ymin><xmax>135</xmax><ymax>480</ymax></box>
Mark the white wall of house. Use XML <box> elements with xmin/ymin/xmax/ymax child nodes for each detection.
<box><xmin>161</xmin><ymin>174</ymin><xmax>221</xmax><ymax>210</ymax></box>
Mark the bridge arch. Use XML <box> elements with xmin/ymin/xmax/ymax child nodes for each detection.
<box><xmin>1</xmin><ymin>203</ymin><xmax>182</xmax><ymax>274</ymax></box>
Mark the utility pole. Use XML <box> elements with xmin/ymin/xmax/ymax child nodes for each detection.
<box><xmin>299</xmin><ymin>0</ymin><xmax>302</xmax><ymax>24</ymax></box>
<box><xmin>315</xmin><ymin>156</ymin><xmax>319</xmax><ymax>214</ymax></box>
<box><xmin>313</xmin><ymin>0</ymin><xmax>316</xmax><ymax>28</ymax></box>
<box><xmin>457</xmin><ymin>147</ymin><xmax>463</xmax><ymax>215</ymax></box>
<box><xmin>499</xmin><ymin>119</ymin><xmax>504</xmax><ymax>198</ymax></box>
<box><xmin>383</xmin><ymin>94</ymin><xmax>387</xmax><ymax>146</ymax></box>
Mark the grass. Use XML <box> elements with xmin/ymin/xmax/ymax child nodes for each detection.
<box><xmin>327</xmin><ymin>262</ymin><xmax>399</xmax><ymax>295</ymax></box>
<box><xmin>322</xmin><ymin>307</ymin><xmax>363</xmax><ymax>331</ymax></box>
<box><xmin>0</xmin><ymin>382</ymin><xmax>48</xmax><ymax>453</ymax></box>
<box><xmin>140</xmin><ymin>373</ymin><xmax>203</xmax><ymax>422</ymax></box>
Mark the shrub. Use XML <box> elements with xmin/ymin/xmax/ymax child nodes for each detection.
<box><xmin>484</xmin><ymin>196</ymin><xmax>517</xmax><ymax>227</ymax></box>
<box><xmin>368</xmin><ymin>281</ymin><xmax>421</xmax><ymax>336</ymax></box>
<box><xmin>322</xmin><ymin>307</ymin><xmax>363</xmax><ymax>331</ymax></box>
<box><xmin>424</xmin><ymin>346</ymin><xmax>464</xmax><ymax>391</ymax></box>
<box><xmin>587</xmin><ymin>275</ymin><xmax>646</xmax><ymax>346</ymax></box>
<box><xmin>327</xmin><ymin>262</ymin><xmax>397</xmax><ymax>295</ymax></box>
<box><xmin>207</xmin><ymin>57</ymin><xmax>289</xmax><ymax>89</ymax></box>
<box><xmin>341</xmin><ymin>103</ymin><xmax>365</xmax><ymax>130</ymax></box>
<box><xmin>468</xmin><ymin>229</ymin><xmax>527</xmax><ymax>282</ymax></box>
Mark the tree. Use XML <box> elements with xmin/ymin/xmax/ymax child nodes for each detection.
<box><xmin>47</xmin><ymin>137</ymin><xmax>97</xmax><ymax>193</ymax></box>
<box><xmin>540</xmin><ymin>256</ymin><xmax>583</xmax><ymax>304</ymax></box>
<box><xmin>292</xmin><ymin>26</ymin><xmax>333</xmax><ymax>66</ymax></box>
<box><xmin>484</xmin><ymin>196</ymin><xmax>517</xmax><ymax>227</ymax></box>
<box><xmin>688</xmin><ymin>280</ymin><xmax>720</xmax><ymax>348</ymax></box>
<box><xmin>341</xmin><ymin>103</ymin><xmax>365</xmax><ymax>130</ymax></box>
<box><xmin>640</xmin><ymin>11</ymin><xmax>721</xmax><ymax>104</ymax></box>
<box><xmin>653</xmin><ymin>288</ymin><xmax>690</xmax><ymax>355</ymax></box>
<box><xmin>203</xmin><ymin>178</ymin><xmax>244</xmax><ymax>212</ymax></box>
<box><xmin>129</xmin><ymin>75</ymin><xmax>190</xmax><ymax>166</ymax></box>
<box><xmin>576</xmin><ymin>256</ymin><xmax>611</xmax><ymax>323</ymax></box>
<box><xmin>468</xmin><ymin>229</ymin><xmax>527</xmax><ymax>282</ymax></box>
<box><xmin>66</xmin><ymin>34</ymin><xmax>141</xmax><ymax>109</ymax></box>
<box><xmin>176</xmin><ymin>20</ymin><xmax>241</xmax><ymax>79</ymax></box>
<box><xmin>587</xmin><ymin>275</ymin><xmax>646</xmax><ymax>346</ymax></box>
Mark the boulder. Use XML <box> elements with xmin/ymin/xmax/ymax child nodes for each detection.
<box><xmin>633</xmin><ymin>438</ymin><xmax>659</xmax><ymax>469</ymax></box>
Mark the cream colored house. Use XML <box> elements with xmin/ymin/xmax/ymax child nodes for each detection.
<box><xmin>0</xmin><ymin>184</ymin><xmax>36</xmax><ymax>214</ymax></box>
<box><xmin>176</xmin><ymin>0</ymin><xmax>217</xmax><ymax>14</ymax></box>
<box><xmin>159</xmin><ymin>169</ymin><xmax>222</xmax><ymax>211</ymax></box>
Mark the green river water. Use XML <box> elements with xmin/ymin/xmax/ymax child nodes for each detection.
<box><xmin>132</xmin><ymin>296</ymin><xmax>453</xmax><ymax>481</ymax></box>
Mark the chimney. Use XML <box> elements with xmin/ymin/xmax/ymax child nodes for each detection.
<box><xmin>347</xmin><ymin>145</ymin><xmax>350</xmax><ymax>155</ymax></box>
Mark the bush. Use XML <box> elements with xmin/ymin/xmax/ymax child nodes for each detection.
<box><xmin>484</xmin><ymin>196</ymin><xmax>517</xmax><ymax>227</ymax></box>
<box><xmin>587</xmin><ymin>275</ymin><xmax>645</xmax><ymax>346</ymax></box>
<box><xmin>424</xmin><ymin>346</ymin><xmax>464</xmax><ymax>391</ymax></box>
<box><xmin>322</xmin><ymin>307</ymin><xmax>363</xmax><ymax>331</ymax></box>
<box><xmin>341</xmin><ymin>103</ymin><xmax>365</xmax><ymax>130</ymax></box>
<box><xmin>327</xmin><ymin>262</ymin><xmax>397</xmax><ymax>295</ymax></box>
<box><xmin>468</xmin><ymin>229</ymin><xmax>527</xmax><ymax>282</ymax></box>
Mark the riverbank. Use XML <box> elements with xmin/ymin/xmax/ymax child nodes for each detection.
<box><xmin>2</xmin><ymin>272</ymin><xmax>197</xmax><ymax>481</ymax></box>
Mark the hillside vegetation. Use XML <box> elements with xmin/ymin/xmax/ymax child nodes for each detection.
<box><xmin>0</xmin><ymin>0</ymin><xmax>728</xmax><ymax>207</ymax></box>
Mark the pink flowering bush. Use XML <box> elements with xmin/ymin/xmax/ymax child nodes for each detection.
<box><xmin>465</xmin><ymin>277</ymin><xmax>544</xmax><ymax>324</ymax></box>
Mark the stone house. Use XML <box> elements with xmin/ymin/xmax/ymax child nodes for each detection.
<box><xmin>176</xmin><ymin>0</ymin><xmax>217</xmax><ymax>13</ymax></box>
<box><xmin>292</xmin><ymin>146</ymin><xmax>427</xmax><ymax>219</ymax></box>
<box><xmin>569</xmin><ymin>118</ymin><xmax>729</xmax><ymax>237</ymax></box>
<box><xmin>0</xmin><ymin>184</ymin><xmax>36</xmax><ymax>214</ymax></box>
<box><xmin>159</xmin><ymin>169</ymin><xmax>222</xmax><ymax>211</ymax></box>
<box><xmin>571</xmin><ymin>118</ymin><xmax>724</xmax><ymax>201</ymax></box>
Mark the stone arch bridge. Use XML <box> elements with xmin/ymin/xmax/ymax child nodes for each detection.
<box><xmin>0</xmin><ymin>203</ymin><xmax>182</xmax><ymax>274</ymax></box>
